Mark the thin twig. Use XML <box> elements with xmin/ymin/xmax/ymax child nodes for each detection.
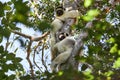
<box><xmin>5</xmin><ymin>38</ymin><xmax>10</xmax><ymax>51</ymax></box>
<box><xmin>26</xmin><ymin>40</ymin><xmax>35</xmax><ymax>79</ymax></box>
<box><xmin>27</xmin><ymin>40</ymin><xmax>32</xmax><ymax>59</ymax></box>
<box><xmin>33</xmin><ymin>41</ymin><xmax>43</xmax><ymax>73</ymax></box>
<box><xmin>41</xmin><ymin>42</ymin><xmax>48</xmax><ymax>71</ymax></box>
<box><xmin>11</xmin><ymin>29</ymin><xmax>50</xmax><ymax>77</ymax></box>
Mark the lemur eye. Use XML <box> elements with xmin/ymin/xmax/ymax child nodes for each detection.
<box><xmin>56</xmin><ymin>10</ymin><xmax>64</xmax><ymax>16</ymax></box>
<box><xmin>65</xmin><ymin>33</ymin><xmax>69</xmax><ymax>36</ymax></box>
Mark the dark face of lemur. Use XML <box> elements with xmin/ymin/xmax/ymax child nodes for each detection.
<box><xmin>58</xmin><ymin>32</ymin><xmax>69</xmax><ymax>41</ymax></box>
<box><xmin>56</xmin><ymin>6</ymin><xmax>65</xmax><ymax>16</ymax></box>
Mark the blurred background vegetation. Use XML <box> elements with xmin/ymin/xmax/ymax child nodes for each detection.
<box><xmin>0</xmin><ymin>0</ymin><xmax>120</xmax><ymax>80</ymax></box>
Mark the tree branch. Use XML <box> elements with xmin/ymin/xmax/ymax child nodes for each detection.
<box><xmin>26</xmin><ymin>40</ymin><xmax>35</xmax><ymax>79</ymax></box>
<box><xmin>11</xmin><ymin>30</ymin><xmax>31</xmax><ymax>39</ymax></box>
<box><xmin>33</xmin><ymin>41</ymin><xmax>43</xmax><ymax>73</ymax></box>
<box><xmin>31</xmin><ymin>31</ymin><xmax>50</xmax><ymax>41</ymax></box>
<box><xmin>57</xmin><ymin>0</ymin><xmax>94</xmax><ymax>71</ymax></box>
<box><xmin>11</xmin><ymin>29</ymin><xmax>50</xmax><ymax>78</ymax></box>
<box><xmin>41</xmin><ymin>42</ymin><xmax>48</xmax><ymax>71</ymax></box>
<box><xmin>11</xmin><ymin>30</ymin><xmax>50</xmax><ymax>41</ymax></box>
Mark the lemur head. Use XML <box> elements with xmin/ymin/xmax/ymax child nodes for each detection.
<box><xmin>58</xmin><ymin>32</ymin><xmax>69</xmax><ymax>41</ymax></box>
<box><xmin>56</xmin><ymin>6</ymin><xmax>65</xmax><ymax>16</ymax></box>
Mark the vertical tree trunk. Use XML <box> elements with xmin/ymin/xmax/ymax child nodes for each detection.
<box><xmin>59</xmin><ymin>0</ymin><xmax>81</xmax><ymax>71</ymax></box>
<box><xmin>59</xmin><ymin>0</ymin><xmax>93</xmax><ymax>70</ymax></box>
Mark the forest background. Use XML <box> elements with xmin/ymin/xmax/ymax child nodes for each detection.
<box><xmin>0</xmin><ymin>0</ymin><xmax>120</xmax><ymax>80</ymax></box>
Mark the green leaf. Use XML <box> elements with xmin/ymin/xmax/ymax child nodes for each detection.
<box><xmin>0</xmin><ymin>2</ymin><xmax>5</xmax><ymax>17</ymax></box>
<box><xmin>7</xmin><ymin>75</ymin><xmax>16</xmax><ymax>80</ymax></box>
<box><xmin>58</xmin><ymin>71</ymin><xmax>63</xmax><ymax>76</ymax></box>
<box><xmin>104</xmin><ymin>71</ymin><xmax>114</xmax><ymax>77</ymax></box>
<box><xmin>14</xmin><ymin>0</ymin><xmax>30</xmax><ymax>14</ymax></box>
<box><xmin>106</xmin><ymin>37</ymin><xmax>116</xmax><ymax>43</ymax></box>
<box><xmin>4</xmin><ymin>5</ymin><xmax>11</xmax><ymax>10</ymax></box>
<box><xmin>15</xmin><ymin>57</ymin><xmax>22</xmax><ymax>62</ymax></box>
<box><xmin>87</xmin><ymin>9</ymin><xmax>99</xmax><ymax>17</ymax></box>
<box><xmin>6</xmin><ymin>53</ymin><xmax>15</xmax><ymax>60</ymax></box>
<box><xmin>84</xmin><ymin>0</ymin><xmax>92</xmax><ymax>8</ymax></box>
<box><xmin>118</xmin><ymin>50</ymin><xmax>120</xmax><ymax>55</ymax></box>
<box><xmin>2</xmin><ymin>28</ymin><xmax>11</xmax><ymax>38</ymax></box>
<box><xmin>115</xmin><ymin>5</ymin><xmax>120</xmax><ymax>12</ymax></box>
<box><xmin>0</xmin><ymin>46</ymin><xmax>4</xmax><ymax>53</ymax></box>
<box><xmin>38</xmin><ymin>21</ymin><xmax>51</xmax><ymax>32</ymax></box>
<box><xmin>0</xmin><ymin>35</ymin><xmax>3</xmax><ymax>43</ymax></box>
<box><xmin>113</xmin><ymin>57</ymin><xmax>120</xmax><ymax>68</ymax></box>
<box><xmin>7</xmin><ymin>64</ymin><xmax>15</xmax><ymax>70</ymax></box>
<box><xmin>83</xmin><ymin>9</ymin><xmax>99</xmax><ymax>21</ymax></box>
<box><xmin>83</xmin><ymin>70</ymin><xmax>94</xmax><ymax>80</ymax></box>
<box><xmin>110</xmin><ymin>44</ymin><xmax>118</xmax><ymax>54</ymax></box>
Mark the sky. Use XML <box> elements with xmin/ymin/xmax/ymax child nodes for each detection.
<box><xmin>0</xmin><ymin>0</ymin><xmax>10</xmax><ymax>3</ymax></box>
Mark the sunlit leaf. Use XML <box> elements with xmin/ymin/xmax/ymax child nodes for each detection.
<box><xmin>104</xmin><ymin>71</ymin><xmax>114</xmax><ymax>77</ymax></box>
<box><xmin>84</xmin><ymin>0</ymin><xmax>92</xmax><ymax>8</ymax></box>
<box><xmin>110</xmin><ymin>44</ymin><xmax>118</xmax><ymax>54</ymax></box>
<box><xmin>118</xmin><ymin>50</ymin><xmax>120</xmax><ymax>55</ymax></box>
<box><xmin>113</xmin><ymin>57</ymin><xmax>120</xmax><ymax>68</ymax></box>
<box><xmin>83</xmin><ymin>9</ymin><xmax>99</xmax><ymax>21</ymax></box>
<box><xmin>87</xmin><ymin>9</ymin><xmax>99</xmax><ymax>17</ymax></box>
<box><xmin>83</xmin><ymin>70</ymin><xmax>94</xmax><ymax>80</ymax></box>
<box><xmin>106</xmin><ymin>37</ymin><xmax>116</xmax><ymax>43</ymax></box>
<box><xmin>58</xmin><ymin>71</ymin><xmax>63</xmax><ymax>76</ymax></box>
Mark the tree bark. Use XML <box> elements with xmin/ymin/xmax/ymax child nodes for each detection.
<box><xmin>57</xmin><ymin>0</ymin><xmax>93</xmax><ymax>71</ymax></box>
<box><xmin>59</xmin><ymin>0</ymin><xmax>81</xmax><ymax>70</ymax></box>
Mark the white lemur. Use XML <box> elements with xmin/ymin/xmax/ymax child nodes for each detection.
<box><xmin>50</xmin><ymin>6</ymin><xmax>79</xmax><ymax>61</ymax></box>
<box><xmin>50</xmin><ymin>35</ymin><xmax>75</xmax><ymax>72</ymax></box>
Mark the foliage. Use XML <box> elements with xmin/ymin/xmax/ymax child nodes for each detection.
<box><xmin>0</xmin><ymin>46</ymin><xmax>23</xmax><ymax>80</ymax></box>
<box><xmin>0</xmin><ymin>0</ymin><xmax>120</xmax><ymax>80</ymax></box>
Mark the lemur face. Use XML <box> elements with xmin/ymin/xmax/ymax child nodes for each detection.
<box><xmin>56</xmin><ymin>6</ymin><xmax>65</xmax><ymax>16</ymax></box>
<box><xmin>58</xmin><ymin>32</ymin><xmax>69</xmax><ymax>41</ymax></box>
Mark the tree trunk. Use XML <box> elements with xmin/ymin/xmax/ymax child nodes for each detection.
<box><xmin>57</xmin><ymin>0</ymin><xmax>93</xmax><ymax>71</ymax></box>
